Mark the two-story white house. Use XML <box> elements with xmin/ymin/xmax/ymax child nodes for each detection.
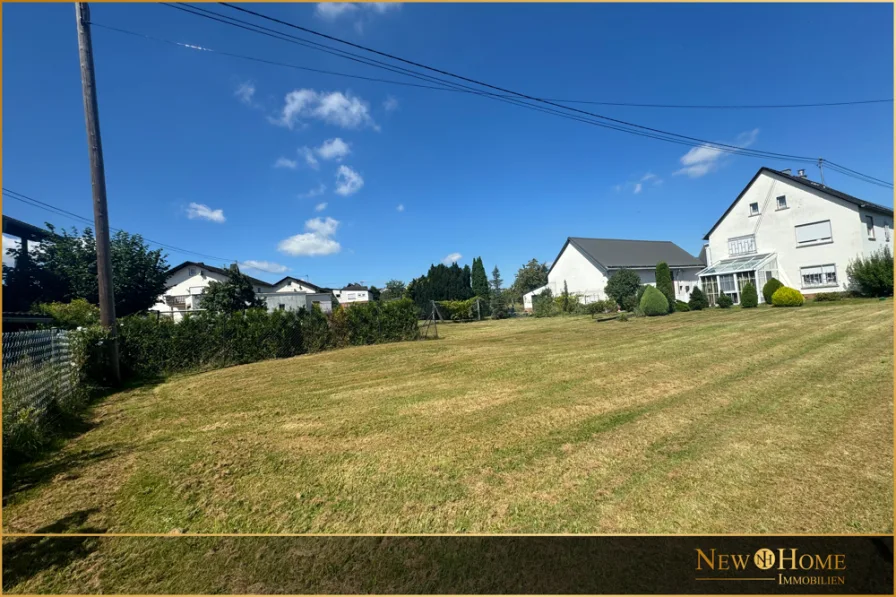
<box><xmin>332</xmin><ymin>283</ymin><xmax>370</xmax><ymax>305</ymax></box>
<box><xmin>523</xmin><ymin>237</ymin><xmax>706</xmax><ymax>311</ymax></box>
<box><xmin>698</xmin><ymin>167</ymin><xmax>893</xmax><ymax>305</ymax></box>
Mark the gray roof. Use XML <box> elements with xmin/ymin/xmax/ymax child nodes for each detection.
<box><xmin>553</xmin><ymin>237</ymin><xmax>705</xmax><ymax>274</ymax></box>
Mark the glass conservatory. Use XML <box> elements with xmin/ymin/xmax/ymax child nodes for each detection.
<box><xmin>698</xmin><ymin>253</ymin><xmax>779</xmax><ymax>306</ymax></box>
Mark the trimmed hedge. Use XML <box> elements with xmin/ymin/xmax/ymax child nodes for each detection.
<box><xmin>813</xmin><ymin>292</ymin><xmax>846</xmax><ymax>302</ymax></box>
<box><xmin>640</xmin><ymin>285</ymin><xmax>669</xmax><ymax>316</ymax></box>
<box><xmin>772</xmin><ymin>286</ymin><xmax>804</xmax><ymax>307</ymax></box>
<box><xmin>762</xmin><ymin>277</ymin><xmax>783</xmax><ymax>304</ymax></box>
<box><xmin>675</xmin><ymin>300</ymin><xmax>690</xmax><ymax>312</ymax></box>
<box><xmin>717</xmin><ymin>293</ymin><xmax>733</xmax><ymax>308</ymax></box>
<box><xmin>740</xmin><ymin>282</ymin><xmax>758</xmax><ymax>308</ymax></box>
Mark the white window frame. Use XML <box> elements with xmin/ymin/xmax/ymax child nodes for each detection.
<box><xmin>749</xmin><ymin>202</ymin><xmax>760</xmax><ymax>216</ymax></box>
<box><xmin>866</xmin><ymin>215</ymin><xmax>876</xmax><ymax>240</ymax></box>
<box><xmin>800</xmin><ymin>264</ymin><xmax>838</xmax><ymax>289</ymax></box>
<box><xmin>776</xmin><ymin>195</ymin><xmax>787</xmax><ymax>210</ymax></box>
<box><xmin>794</xmin><ymin>220</ymin><xmax>833</xmax><ymax>246</ymax></box>
<box><xmin>727</xmin><ymin>234</ymin><xmax>757</xmax><ymax>257</ymax></box>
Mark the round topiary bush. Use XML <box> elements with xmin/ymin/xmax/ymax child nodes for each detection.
<box><xmin>771</xmin><ymin>286</ymin><xmax>804</xmax><ymax>307</ymax></box>
<box><xmin>740</xmin><ymin>282</ymin><xmax>758</xmax><ymax>308</ymax></box>
<box><xmin>640</xmin><ymin>285</ymin><xmax>669</xmax><ymax>316</ymax></box>
<box><xmin>717</xmin><ymin>293</ymin><xmax>733</xmax><ymax>308</ymax></box>
<box><xmin>762</xmin><ymin>277</ymin><xmax>783</xmax><ymax>304</ymax></box>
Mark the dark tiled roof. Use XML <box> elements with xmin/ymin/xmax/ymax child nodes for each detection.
<box><xmin>272</xmin><ymin>276</ymin><xmax>323</xmax><ymax>292</ymax></box>
<box><xmin>703</xmin><ymin>167</ymin><xmax>894</xmax><ymax>240</ymax></box>
<box><xmin>696</xmin><ymin>245</ymin><xmax>707</xmax><ymax>266</ymax></box>
<box><xmin>555</xmin><ymin>237</ymin><xmax>705</xmax><ymax>273</ymax></box>
<box><xmin>341</xmin><ymin>284</ymin><xmax>368</xmax><ymax>291</ymax></box>
<box><xmin>167</xmin><ymin>261</ymin><xmax>272</xmax><ymax>289</ymax></box>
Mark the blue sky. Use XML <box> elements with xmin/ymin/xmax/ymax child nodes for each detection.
<box><xmin>4</xmin><ymin>2</ymin><xmax>893</xmax><ymax>288</ymax></box>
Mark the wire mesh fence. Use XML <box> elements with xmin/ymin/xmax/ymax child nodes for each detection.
<box><xmin>2</xmin><ymin>329</ymin><xmax>76</xmax><ymax>424</ymax></box>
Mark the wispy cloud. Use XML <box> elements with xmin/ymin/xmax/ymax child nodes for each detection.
<box><xmin>274</xmin><ymin>157</ymin><xmax>298</xmax><ymax>170</ymax></box>
<box><xmin>315</xmin><ymin>202</ymin><xmax>328</xmax><ymax>212</ymax></box>
<box><xmin>278</xmin><ymin>217</ymin><xmax>341</xmax><ymax>256</ymax></box>
<box><xmin>633</xmin><ymin>183</ymin><xmax>643</xmax><ymax>195</ymax></box>
<box><xmin>235</xmin><ymin>81</ymin><xmax>256</xmax><ymax>106</ymax></box>
<box><xmin>619</xmin><ymin>172</ymin><xmax>662</xmax><ymax>195</ymax></box>
<box><xmin>272</xmin><ymin>89</ymin><xmax>377</xmax><ymax>130</ymax></box>
<box><xmin>315</xmin><ymin>138</ymin><xmax>351</xmax><ymax>161</ymax></box>
<box><xmin>383</xmin><ymin>96</ymin><xmax>399</xmax><ymax>112</ymax></box>
<box><xmin>674</xmin><ymin>128</ymin><xmax>760</xmax><ymax>179</ymax></box>
<box><xmin>335</xmin><ymin>165</ymin><xmax>364</xmax><ymax>196</ymax></box>
<box><xmin>442</xmin><ymin>252</ymin><xmax>462</xmax><ymax>265</ymax></box>
<box><xmin>186</xmin><ymin>202</ymin><xmax>226</xmax><ymax>223</ymax></box>
<box><xmin>396</xmin><ymin>203</ymin><xmax>404</xmax><ymax>212</ymax></box>
<box><xmin>239</xmin><ymin>260</ymin><xmax>289</xmax><ymax>274</ymax></box>
<box><xmin>299</xmin><ymin>147</ymin><xmax>320</xmax><ymax>170</ymax></box>
<box><xmin>298</xmin><ymin>184</ymin><xmax>327</xmax><ymax>199</ymax></box>
<box><xmin>315</xmin><ymin>2</ymin><xmax>401</xmax><ymax>32</ymax></box>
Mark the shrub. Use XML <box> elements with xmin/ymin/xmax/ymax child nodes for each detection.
<box><xmin>717</xmin><ymin>293</ymin><xmax>733</xmax><ymax>308</ymax></box>
<box><xmin>688</xmin><ymin>286</ymin><xmax>708</xmax><ymax>311</ymax></box>
<box><xmin>813</xmin><ymin>292</ymin><xmax>846</xmax><ymax>302</ymax></box>
<box><xmin>585</xmin><ymin>299</ymin><xmax>616</xmax><ymax>316</ymax></box>
<box><xmin>847</xmin><ymin>247</ymin><xmax>894</xmax><ymax>297</ymax></box>
<box><xmin>35</xmin><ymin>299</ymin><xmax>100</xmax><ymax>330</ymax></box>
<box><xmin>605</xmin><ymin>269</ymin><xmax>642</xmax><ymax>309</ymax></box>
<box><xmin>655</xmin><ymin>262</ymin><xmax>676</xmax><ymax>313</ymax></box>
<box><xmin>762</xmin><ymin>277</ymin><xmax>783</xmax><ymax>304</ymax></box>
<box><xmin>636</xmin><ymin>284</ymin><xmax>648</xmax><ymax>303</ymax></box>
<box><xmin>532</xmin><ymin>289</ymin><xmax>556</xmax><ymax>318</ymax></box>
<box><xmin>437</xmin><ymin>297</ymin><xmax>482</xmax><ymax>321</ymax></box>
<box><xmin>639</xmin><ymin>285</ymin><xmax>669</xmax><ymax>316</ymax></box>
<box><xmin>618</xmin><ymin>312</ymin><xmax>629</xmax><ymax>322</ymax></box>
<box><xmin>675</xmin><ymin>300</ymin><xmax>690</xmax><ymax>312</ymax></box>
<box><xmin>554</xmin><ymin>292</ymin><xmax>581</xmax><ymax>314</ymax></box>
<box><xmin>740</xmin><ymin>282</ymin><xmax>758</xmax><ymax>308</ymax></box>
<box><xmin>620</xmin><ymin>294</ymin><xmax>639</xmax><ymax>312</ymax></box>
<box><xmin>772</xmin><ymin>286</ymin><xmax>804</xmax><ymax>307</ymax></box>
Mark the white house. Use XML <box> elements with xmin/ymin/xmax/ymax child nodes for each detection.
<box><xmin>698</xmin><ymin>167</ymin><xmax>893</xmax><ymax>305</ymax></box>
<box><xmin>523</xmin><ymin>237</ymin><xmax>705</xmax><ymax>311</ymax></box>
<box><xmin>332</xmin><ymin>283</ymin><xmax>370</xmax><ymax>305</ymax></box>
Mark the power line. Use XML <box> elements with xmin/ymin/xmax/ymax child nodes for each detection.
<box><xmin>212</xmin><ymin>2</ymin><xmax>893</xmax><ymax>188</ymax></box>
<box><xmin>2</xmin><ymin>188</ymin><xmax>239</xmax><ymax>263</ymax></box>
<box><xmin>89</xmin><ymin>22</ymin><xmax>893</xmax><ymax>111</ymax></box>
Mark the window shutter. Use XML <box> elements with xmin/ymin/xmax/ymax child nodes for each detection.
<box><xmin>795</xmin><ymin>220</ymin><xmax>832</xmax><ymax>244</ymax></box>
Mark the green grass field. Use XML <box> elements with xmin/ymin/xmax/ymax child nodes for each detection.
<box><xmin>4</xmin><ymin>301</ymin><xmax>893</xmax><ymax>538</ymax></box>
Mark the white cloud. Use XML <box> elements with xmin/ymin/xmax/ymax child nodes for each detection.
<box><xmin>186</xmin><ymin>202</ymin><xmax>226</xmax><ymax>223</ymax></box>
<box><xmin>619</xmin><ymin>172</ymin><xmax>662</xmax><ymax>194</ymax></box>
<box><xmin>674</xmin><ymin>128</ymin><xmax>760</xmax><ymax>179</ymax></box>
<box><xmin>278</xmin><ymin>217</ymin><xmax>341</xmax><ymax>256</ymax></box>
<box><xmin>368</xmin><ymin>3</ymin><xmax>402</xmax><ymax>14</ymax></box>
<box><xmin>633</xmin><ymin>183</ymin><xmax>643</xmax><ymax>194</ymax></box>
<box><xmin>274</xmin><ymin>157</ymin><xmax>298</xmax><ymax>170</ymax></box>
<box><xmin>299</xmin><ymin>184</ymin><xmax>327</xmax><ymax>199</ymax></box>
<box><xmin>396</xmin><ymin>203</ymin><xmax>404</xmax><ymax>212</ymax></box>
<box><xmin>239</xmin><ymin>260</ymin><xmax>289</xmax><ymax>274</ymax></box>
<box><xmin>442</xmin><ymin>252</ymin><xmax>462</xmax><ymax>265</ymax></box>
<box><xmin>315</xmin><ymin>202</ymin><xmax>328</xmax><ymax>212</ymax></box>
<box><xmin>299</xmin><ymin>147</ymin><xmax>320</xmax><ymax>170</ymax></box>
<box><xmin>235</xmin><ymin>82</ymin><xmax>255</xmax><ymax>105</ymax></box>
<box><xmin>315</xmin><ymin>2</ymin><xmax>401</xmax><ymax>29</ymax></box>
<box><xmin>315</xmin><ymin>2</ymin><xmax>360</xmax><ymax>19</ymax></box>
<box><xmin>273</xmin><ymin>89</ymin><xmax>377</xmax><ymax>130</ymax></box>
<box><xmin>315</xmin><ymin>138</ymin><xmax>351</xmax><ymax>161</ymax></box>
<box><xmin>383</xmin><ymin>96</ymin><xmax>399</xmax><ymax>112</ymax></box>
<box><xmin>334</xmin><ymin>165</ymin><xmax>364</xmax><ymax>196</ymax></box>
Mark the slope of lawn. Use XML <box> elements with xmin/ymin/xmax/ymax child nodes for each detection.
<box><xmin>3</xmin><ymin>301</ymin><xmax>892</xmax><ymax>539</ymax></box>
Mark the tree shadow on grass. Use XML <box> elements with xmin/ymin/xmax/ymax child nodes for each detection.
<box><xmin>2</xmin><ymin>508</ymin><xmax>106</xmax><ymax>591</ymax></box>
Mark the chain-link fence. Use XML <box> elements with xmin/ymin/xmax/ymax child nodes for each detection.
<box><xmin>2</xmin><ymin>329</ymin><xmax>76</xmax><ymax>423</ymax></box>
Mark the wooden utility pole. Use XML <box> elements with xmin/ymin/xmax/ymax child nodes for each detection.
<box><xmin>75</xmin><ymin>2</ymin><xmax>119</xmax><ymax>382</ymax></box>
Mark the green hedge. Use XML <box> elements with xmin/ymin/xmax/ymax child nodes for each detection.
<box><xmin>740</xmin><ymin>282</ymin><xmax>758</xmax><ymax>308</ymax></box>
<box><xmin>772</xmin><ymin>287</ymin><xmax>805</xmax><ymax>307</ymax></box>
<box><xmin>762</xmin><ymin>277</ymin><xmax>783</xmax><ymax>304</ymax></box>
<box><xmin>675</xmin><ymin>300</ymin><xmax>690</xmax><ymax>312</ymax></box>
<box><xmin>640</xmin><ymin>286</ymin><xmax>669</xmax><ymax>316</ymax></box>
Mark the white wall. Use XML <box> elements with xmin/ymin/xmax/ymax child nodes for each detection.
<box><xmin>706</xmin><ymin>171</ymin><xmax>892</xmax><ymax>293</ymax></box>
<box><xmin>273</xmin><ymin>279</ymin><xmax>320</xmax><ymax>293</ymax></box>
<box><xmin>333</xmin><ymin>289</ymin><xmax>369</xmax><ymax>303</ymax></box>
<box><xmin>151</xmin><ymin>265</ymin><xmax>274</xmax><ymax>314</ymax></box>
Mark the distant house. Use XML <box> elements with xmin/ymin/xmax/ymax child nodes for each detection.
<box><xmin>523</xmin><ymin>237</ymin><xmax>705</xmax><ymax>311</ymax></box>
<box><xmin>332</xmin><ymin>283</ymin><xmax>370</xmax><ymax>305</ymax></box>
<box><xmin>150</xmin><ymin>262</ymin><xmax>333</xmax><ymax>319</ymax></box>
<box><xmin>699</xmin><ymin>167</ymin><xmax>893</xmax><ymax>305</ymax></box>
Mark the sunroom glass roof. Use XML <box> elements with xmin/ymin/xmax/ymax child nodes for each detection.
<box><xmin>699</xmin><ymin>253</ymin><xmax>774</xmax><ymax>276</ymax></box>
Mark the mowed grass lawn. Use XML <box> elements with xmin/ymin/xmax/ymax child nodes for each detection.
<box><xmin>4</xmin><ymin>300</ymin><xmax>893</xmax><ymax>535</ymax></box>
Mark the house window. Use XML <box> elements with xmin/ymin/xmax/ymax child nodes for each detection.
<box><xmin>347</xmin><ymin>293</ymin><xmax>356</xmax><ymax>300</ymax></box>
<box><xmin>728</xmin><ymin>234</ymin><xmax>757</xmax><ymax>256</ymax></box>
<box><xmin>801</xmin><ymin>264</ymin><xmax>838</xmax><ymax>288</ymax></box>
<box><xmin>278</xmin><ymin>304</ymin><xmax>286</xmax><ymax>311</ymax></box>
<box><xmin>188</xmin><ymin>267</ymin><xmax>197</xmax><ymax>276</ymax></box>
<box><xmin>866</xmin><ymin>215</ymin><xmax>876</xmax><ymax>239</ymax></box>
<box><xmin>685</xmin><ymin>285</ymin><xmax>690</xmax><ymax>293</ymax></box>
<box><xmin>719</xmin><ymin>274</ymin><xmax>738</xmax><ymax>304</ymax></box>
<box><xmin>794</xmin><ymin>220</ymin><xmax>832</xmax><ymax>245</ymax></box>
<box><xmin>776</xmin><ymin>195</ymin><xmax>787</xmax><ymax>210</ymax></box>
<box><xmin>749</xmin><ymin>202</ymin><xmax>760</xmax><ymax>216</ymax></box>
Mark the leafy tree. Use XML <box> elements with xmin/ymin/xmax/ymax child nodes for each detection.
<box><xmin>532</xmin><ymin>288</ymin><xmax>556</xmax><ymax>317</ymax></box>
<box><xmin>847</xmin><ymin>247</ymin><xmax>893</xmax><ymax>297</ymax></box>
<box><xmin>688</xmin><ymin>286</ymin><xmax>708</xmax><ymax>311</ymax></box>
<box><xmin>380</xmin><ymin>279</ymin><xmax>406</xmax><ymax>302</ymax></box>
<box><xmin>740</xmin><ymin>282</ymin><xmax>758</xmax><ymax>308</ymax></box>
<box><xmin>509</xmin><ymin>258</ymin><xmax>549</xmax><ymax>305</ymax></box>
<box><xmin>406</xmin><ymin>261</ymin><xmax>474</xmax><ymax>316</ymax></box>
<box><xmin>34</xmin><ymin>298</ymin><xmax>100</xmax><ymax>329</ymax></box>
<box><xmin>367</xmin><ymin>285</ymin><xmax>381</xmax><ymax>301</ymax></box>
<box><xmin>762</xmin><ymin>277</ymin><xmax>783</xmax><ymax>305</ymax></box>
<box><xmin>200</xmin><ymin>264</ymin><xmax>266</xmax><ymax>314</ymax></box>
<box><xmin>605</xmin><ymin>268</ymin><xmax>641</xmax><ymax>309</ymax></box>
<box><xmin>489</xmin><ymin>266</ymin><xmax>506</xmax><ymax>318</ymax></box>
<box><xmin>2</xmin><ymin>224</ymin><xmax>168</xmax><ymax>316</ymax></box>
<box><xmin>640</xmin><ymin>285</ymin><xmax>669</xmax><ymax>316</ymax></box>
<box><xmin>655</xmin><ymin>262</ymin><xmax>676</xmax><ymax>312</ymax></box>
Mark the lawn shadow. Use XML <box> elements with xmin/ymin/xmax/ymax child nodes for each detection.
<box><xmin>2</xmin><ymin>508</ymin><xmax>106</xmax><ymax>591</ymax></box>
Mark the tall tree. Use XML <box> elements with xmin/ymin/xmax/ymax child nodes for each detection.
<box><xmin>367</xmin><ymin>285</ymin><xmax>381</xmax><ymax>301</ymax></box>
<box><xmin>471</xmin><ymin>257</ymin><xmax>491</xmax><ymax>315</ymax></box>
<box><xmin>380</xmin><ymin>279</ymin><xmax>406</xmax><ymax>302</ymax></box>
<box><xmin>655</xmin><ymin>262</ymin><xmax>676</xmax><ymax>313</ymax></box>
<box><xmin>604</xmin><ymin>268</ymin><xmax>641</xmax><ymax>309</ymax></box>
<box><xmin>2</xmin><ymin>224</ymin><xmax>168</xmax><ymax>316</ymax></box>
<box><xmin>201</xmin><ymin>264</ymin><xmax>266</xmax><ymax>314</ymax></box>
<box><xmin>489</xmin><ymin>265</ymin><xmax>505</xmax><ymax>316</ymax></box>
<box><xmin>509</xmin><ymin>258</ymin><xmax>549</xmax><ymax>305</ymax></box>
